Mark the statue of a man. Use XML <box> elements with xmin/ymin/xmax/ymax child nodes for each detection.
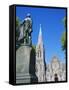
<box><xmin>23</xmin><ymin>13</ymin><xmax>32</xmax><ymax>45</ymax></box>
<box><xmin>18</xmin><ymin>13</ymin><xmax>32</xmax><ymax>46</ymax></box>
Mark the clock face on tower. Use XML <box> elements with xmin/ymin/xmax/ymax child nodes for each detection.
<box><xmin>51</xmin><ymin>56</ymin><xmax>60</xmax><ymax>71</ymax></box>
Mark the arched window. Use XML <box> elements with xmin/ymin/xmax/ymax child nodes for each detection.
<box><xmin>36</xmin><ymin>50</ymin><xmax>39</xmax><ymax>58</ymax></box>
<box><xmin>37</xmin><ymin>50</ymin><xmax>41</xmax><ymax>58</ymax></box>
<box><xmin>39</xmin><ymin>50</ymin><xmax>41</xmax><ymax>57</ymax></box>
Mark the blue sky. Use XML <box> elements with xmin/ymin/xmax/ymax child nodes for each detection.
<box><xmin>16</xmin><ymin>6</ymin><xmax>66</xmax><ymax>64</ymax></box>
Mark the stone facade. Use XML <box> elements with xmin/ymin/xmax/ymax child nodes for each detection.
<box><xmin>46</xmin><ymin>56</ymin><xmax>66</xmax><ymax>82</ymax></box>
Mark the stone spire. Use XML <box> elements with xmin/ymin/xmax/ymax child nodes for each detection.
<box><xmin>37</xmin><ymin>24</ymin><xmax>43</xmax><ymax>46</ymax></box>
<box><xmin>36</xmin><ymin>24</ymin><xmax>46</xmax><ymax>82</ymax></box>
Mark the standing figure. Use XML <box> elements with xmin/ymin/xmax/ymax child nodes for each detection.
<box><xmin>18</xmin><ymin>13</ymin><xmax>32</xmax><ymax>46</ymax></box>
<box><xmin>23</xmin><ymin>13</ymin><xmax>32</xmax><ymax>45</ymax></box>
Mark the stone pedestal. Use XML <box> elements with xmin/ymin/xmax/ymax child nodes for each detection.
<box><xmin>16</xmin><ymin>45</ymin><xmax>38</xmax><ymax>84</ymax></box>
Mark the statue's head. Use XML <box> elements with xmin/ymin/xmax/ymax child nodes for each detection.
<box><xmin>26</xmin><ymin>13</ymin><xmax>31</xmax><ymax>18</ymax></box>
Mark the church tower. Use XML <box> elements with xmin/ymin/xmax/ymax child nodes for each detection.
<box><xmin>36</xmin><ymin>24</ymin><xmax>46</xmax><ymax>82</ymax></box>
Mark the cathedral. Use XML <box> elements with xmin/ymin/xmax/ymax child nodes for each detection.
<box><xmin>35</xmin><ymin>24</ymin><xmax>66</xmax><ymax>82</ymax></box>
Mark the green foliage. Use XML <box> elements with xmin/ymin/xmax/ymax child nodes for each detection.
<box><xmin>32</xmin><ymin>45</ymin><xmax>36</xmax><ymax>51</ymax></box>
<box><xmin>61</xmin><ymin>32</ymin><xmax>66</xmax><ymax>51</ymax></box>
<box><xmin>16</xmin><ymin>17</ymin><xmax>20</xmax><ymax>41</ymax></box>
<box><xmin>61</xmin><ymin>16</ymin><xmax>66</xmax><ymax>53</ymax></box>
<box><xmin>16</xmin><ymin>30</ymin><xmax>19</xmax><ymax>40</ymax></box>
<box><xmin>16</xmin><ymin>17</ymin><xmax>20</xmax><ymax>50</ymax></box>
<box><xmin>16</xmin><ymin>17</ymin><xmax>20</xmax><ymax>27</ymax></box>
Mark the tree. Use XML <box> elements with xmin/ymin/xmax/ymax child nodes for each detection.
<box><xmin>16</xmin><ymin>17</ymin><xmax>20</xmax><ymax>28</ymax></box>
<box><xmin>63</xmin><ymin>17</ymin><xmax>66</xmax><ymax>28</ymax></box>
<box><xmin>61</xmin><ymin>32</ymin><xmax>66</xmax><ymax>51</ymax></box>
<box><xmin>32</xmin><ymin>45</ymin><xmax>36</xmax><ymax>51</ymax></box>
<box><xmin>16</xmin><ymin>17</ymin><xmax>20</xmax><ymax>41</ymax></box>
<box><xmin>16</xmin><ymin>17</ymin><xmax>20</xmax><ymax>50</ymax></box>
<box><xmin>61</xmin><ymin>17</ymin><xmax>66</xmax><ymax>53</ymax></box>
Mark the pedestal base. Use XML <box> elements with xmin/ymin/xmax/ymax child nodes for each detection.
<box><xmin>16</xmin><ymin>45</ymin><xmax>38</xmax><ymax>84</ymax></box>
<box><xmin>16</xmin><ymin>73</ymin><xmax>38</xmax><ymax>84</ymax></box>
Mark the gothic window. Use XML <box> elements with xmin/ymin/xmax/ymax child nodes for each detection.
<box><xmin>37</xmin><ymin>50</ymin><xmax>41</xmax><ymax>58</ymax></box>
<box><xmin>37</xmin><ymin>52</ymin><xmax>39</xmax><ymax>57</ymax></box>
<box><xmin>40</xmin><ymin>50</ymin><xmax>41</xmax><ymax>57</ymax></box>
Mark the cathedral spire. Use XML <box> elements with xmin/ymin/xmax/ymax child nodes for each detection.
<box><xmin>36</xmin><ymin>24</ymin><xmax>46</xmax><ymax>82</ymax></box>
<box><xmin>38</xmin><ymin>24</ymin><xmax>43</xmax><ymax>45</ymax></box>
<box><xmin>39</xmin><ymin>24</ymin><xmax>42</xmax><ymax>36</ymax></box>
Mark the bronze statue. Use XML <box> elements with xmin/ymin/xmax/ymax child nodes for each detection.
<box><xmin>18</xmin><ymin>13</ymin><xmax>32</xmax><ymax>46</ymax></box>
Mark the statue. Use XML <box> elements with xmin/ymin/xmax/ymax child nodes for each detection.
<box><xmin>18</xmin><ymin>13</ymin><xmax>32</xmax><ymax>46</ymax></box>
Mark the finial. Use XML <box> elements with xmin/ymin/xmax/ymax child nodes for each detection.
<box><xmin>39</xmin><ymin>24</ymin><xmax>42</xmax><ymax>36</ymax></box>
<box><xmin>40</xmin><ymin>24</ymin><xmax>41</xmax><ymax>29</ymax></box>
